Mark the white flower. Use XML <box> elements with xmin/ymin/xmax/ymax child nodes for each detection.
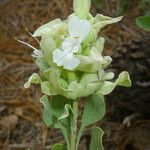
<box><xmin>53</xmin><ymin>49</ymin><xmax>80</xmax><ymax>70</ymax></box>
<box><xmin>53</xmin><ymin>16</ymin><xmax>91</xmax><ymax>70</ymax></box>
<box><xmin>68</xmin><ymin>16</ymin><xmax>91</xmax><ymax>43</ymax></box>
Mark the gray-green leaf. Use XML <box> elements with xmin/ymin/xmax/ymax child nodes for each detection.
<box><xmin>76</xmin><ymin>94</ymin><xmax>105</xmax><ymax>149</ymax></box>
<box><xmin>50</xmin><ymin>96</ymin><xmax>70</xmax><ymax>149</ymax></box>
<box><xmin>41</xmin><ymin>81</ymin><xmax>51</xmax><ymax>96</ymax></box>
<box><xmin>94</xmin><ymin>37</ymin><xmax>105</xmax><ymax>54</ymax></box>
<box><xmin>24</xmin><ymin>73</ymin><xmax>41</xmax><ymax>88</ymax></box>
<box><xmin>58</xmin><ymin>104</ymin><xmax>73</xmax><ymax>121</ymax></box>
<box><xmin>89</xmin><ymin>127</ymin><xmax>104</xmax><ymax>150</ymax></box>
<box><xmin>40</xmin><ymin>35</ymin><xmax>56</xmax><ymax>66</ymax></box>
<box><xmin>40</xmin><ymin>95</ymin><xmax>53</xmax><ymax>126</ymax></box>
<box><xmin>98</xmin><ymin>71</ymin><xmax>131</xmax><ymax>95</ymax></box>
<box><xmin>36</xmin><ymin>57</ymin><xmax>50</xmax><ymax>72</ymax></box>
<box><xmin>33</xmin><ymin>19</ymin><xmax>62</xmax><ymax>37</ymax></box>
<box><xmin>51</xmin><ymin>95</ymin><xmax>68</xmax><ymax>119</ymax></box>
<box><xmin>82</xmin><ymin>94</ymin><xmax>105</xmax><ymax>126</ymax></box>
<box><xmin>94</xmin><ymin>14</ymin><xmax>123</xmax><ymax>33</ymax></box>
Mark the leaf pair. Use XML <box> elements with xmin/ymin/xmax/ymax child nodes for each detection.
<box><xmin>40</xmin><ymin>94</ymin><xmax>105</xmax><ymax>150</ymax></box>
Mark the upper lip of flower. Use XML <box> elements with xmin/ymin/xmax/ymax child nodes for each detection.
<box><xmin>52</xmin><ymin>15</ymin><xmax>91</xmax><ymax>70</ymax></box>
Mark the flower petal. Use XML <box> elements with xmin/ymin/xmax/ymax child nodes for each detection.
<box><xmin>68</xmin><ymin>16</ymin><xmax>91</xmax><ymax>42</ymax></box>
<box><xmin>53</xmin><ymin>49</ymin><xmax>64</xmax><ymax>66</ymax></box>
<box><xmin>62</xmin><ymin>37</ymin><xmax>73</xmax><ymax>51</ymax></box>
<box><xmin>62</xmin><ymin>37</ymin><xmax>80</xmax><ymax>53</ymax></box>
<box><xmin>79</xmin><ymin>19</ymin><xmax>91</xmax><ymax>41</ymax></box>
<box><xmin>68</xmin><ymin>16</ymin><xmax>81</xmax><ymax>38</ymax></box>
<box><xmin>63</xmin><ymin>53</ymin><xmax>80</xmax><ymax>70</ymax></box>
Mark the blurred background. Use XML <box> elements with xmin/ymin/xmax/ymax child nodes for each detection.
<box><xmin>0</xmin><ymin>0</ymin><xmax>150</xmax><ymax>150</ymax></box>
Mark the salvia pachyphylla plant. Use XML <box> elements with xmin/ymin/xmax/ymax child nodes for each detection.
<box><xmin>20</xmin><ymin>0</ymin><xmax>131</xmax><ymax>149</ymax></box>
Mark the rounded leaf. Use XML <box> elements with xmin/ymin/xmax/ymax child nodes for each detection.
<box><xmin>136</xmin><ymin>16</ymin><xmax>150</xmax><ymax>31</ymax></box>
<box><xmin>90</xmin><ymin>127</ymin><xmax>104</xmax><ymax>150</ymax></box>
<box><xmin>24</xmin><ymin>73</ymin><xmax>41</xmax><ymax>88</ymax></box>
<box><xmin>82</xmin><ymin>94</ymin><xmax>105</xmax><ymax>126</ymax></box>
<box><xmin>40</xmin><ymin>95</ymin><xmax>53</xmax><ymax>126</ymax></box>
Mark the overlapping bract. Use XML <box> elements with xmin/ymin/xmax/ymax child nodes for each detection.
<box><xmin>25</xmin><ymin>2</ymin><xmax>131</xmax><ymax>100</ymax></box>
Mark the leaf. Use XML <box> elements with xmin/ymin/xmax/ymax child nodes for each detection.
<box><xmin>50</xmin><ymin>96</ymin><xmax>71</xmax><ymax>149</ymax></box>
<box><xmin>48</xmin><ymin>69</ymin><xmax>63</xmax><ymax>94</ymax></box>
<box><xmin>89</xmin><ymin>127</ymin><xmax>104</xmax><ymax>150</ymax></box>
<box><xmin>79</xmin><ymin>73</ymin><xmax>103</xmax><ymax>97</ymax></box>
<box><xmin>136</xmin><ymin>15</ymin><xmax>150</xmax><ymax>31</ymax></box>
<box><xmin>95</xmin><ymin>37</ymin><xmax>105</xmax><ymax>53</ymax></box>
<box><xmin>76</xmin><ymin>51</ymin><xmax>104</xmax><ymax>73</ymax></box>
<box><xmin>76</xmin><ymin>94</ymin><xmax>105</xmax><ymax>149</ymax></box>
<box><xmin>117</xmin><ymin>71</ymin><xmax>132</xmax><ymax>87</ymax></box>
<box><xmin>51</xmin><ymin>95</ymin><xmax>68</xmax><ymax>119</ymax></box>
<box><xmin>51</xmin><ymin>143</ymin><xmax>67</xmax><ymax>150</ymax></box>
<box><xmin>41</xmin><ymin>70</ymin><xmax>66</xmax><ymax>96</ymax></box>
<box><xmin>60</xmin><ymin>78</ymin><xmax>69</xmax><ymax>89</ymax></box>
<box><xmin>67</xmin><ymin>81</ymin><xmax>84</xmax><ymax>100</ymax></box>
<box><xmin>58</xmin><ymin>104</ymin><xmax>73</xmax><ymax>121</ymax></box>
<box><xmin>33</xmin><ymin>19</ymin><xmax>62</xmax><ymax>37</ymax></box>
<box><xmin>41</xmin><ymin>81</ymin><xmax>51</xmax><ymax>96</ymax></box>
<box><xmin>73</xmin><ymin>0</ymin><xmax>91</xmax><ymax>19</ymax></box>
<box><xmin>76</xmin><ymin>55</ymin><xmax>93</xmax><ymax>72</ymax></box>
<box><xmin>103</xmin><ymin>72</ymin><xmax>114</xmax><ymax>80</ymax></box>
<box><xmin>98</xmin><ymin>71</ymin><xmax>131</xmax><ymax>95</ymax></box>
<box><xmin>40</xmin><ymin>35</ymin><xmax>56</xmax><ymax>65</ymax></box>
<box><xmin>24</xmin><ymin>73</ymin><xmax>41</xmax><ymax>88</ymax></box>
<box><xmin>92</xmin><ymin>72</ymin><xmax>115</xmax><ymax>83</ymax></box>
<box><xmin>83</xmin><ymin>28</ymin><xmax>98</xmax><ymax>46</ymax></box>
<box><xmin>36</xmin><ymin>57</ymin><xmax>50</xmax><ymax>72</ymax></box>
<box><xmin>94</xmin><ymin>14</ymin><xmax>123</xmax><ymax>33</ymax></box>
<box><xmin>43</xmin><ymin>68</ymin><xmax>51</xmax><ymax>79</ymax></box>
<box><xmin>43</xmin><ymin>68</ymin><xmax>66</xmax><ymax>96</ymax></box>
<box><xmin>102</xmin><ymin>56</ymin><xmax>112</xmax><ymax>68</ymax></box>
<box><xmin>82</xmin><ymin>94</ymin><xmax>105</xmax><ymax>126</ymax></box>
<box><xmin>40</xmin><ymin>95</ymin><xmax>53</xmax><ymax>126</ymax></box>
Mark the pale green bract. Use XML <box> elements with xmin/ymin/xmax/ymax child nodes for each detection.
<box><xmin>73</xmin><ymin>0</ymin><xmax>91</xmax><ymax>19</ymax></box>
<box><xmin>24</xmin><ymin>3</ymin><xmax>131</xmax><ymax>100</ymax></box>
<box><xmin>24</xmin><ymin>12</ymin><xmax>130</xmax><ymax>100</ymax></box>
<box><xmin>23</xmin><ymin>0</ymin><xmax>131</xmax><ymax>149</ymax></box>
<box><xmin>25</xmin><ymin>69</ymin><xmax>131</xmax><ymax>100</ymax></box>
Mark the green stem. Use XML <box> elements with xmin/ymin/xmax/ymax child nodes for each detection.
<box><xmin>70</xmin><ymin>101</ymin><xmax>78</xmax><ymax>150</ymax></box>
<box><xmin>76</xmin><ymin>125</ymin><xmax>84</xmax><ymax>150</ymax></box>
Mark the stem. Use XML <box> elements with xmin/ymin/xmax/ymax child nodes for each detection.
<box><xmin>70</xmin><ymin>101</ymin><xmax>78</xmax><ymax>150</ymax></box>
<box><xmin>76</xmin><ymin>126</ymin><xmax>84</xmax><ymax>150</ymax></box>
